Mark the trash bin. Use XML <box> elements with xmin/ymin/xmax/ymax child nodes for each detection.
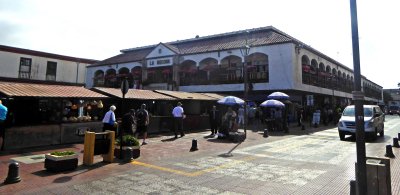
<box><xmin>365</xmin><ymin>157</ymin><xmax>391</xmax><ymax>195</ymax></box>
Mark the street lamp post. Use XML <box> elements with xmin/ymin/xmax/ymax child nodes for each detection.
<box><xmin>240</xmin><ymin>31</ymin><xmax>251</xmax><ymax>136</ymax></box>
<box><xmin>350</xmin><ymin>0</ymin><xmax>367</xmax><ymax>194</ymax></box>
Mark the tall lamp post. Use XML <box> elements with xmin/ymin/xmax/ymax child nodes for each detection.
<box><xmin>240</xmin><ymin>31</ymin><xmax>251</xmax><ymax>136</ymax></box>
<box><xmin>350</xmin><ymin>0</ymin><xmax>367</xmax><ymax>194</ymax></box>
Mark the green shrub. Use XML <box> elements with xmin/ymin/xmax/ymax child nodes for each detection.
<box><xmin>50</xmin><ymin>151</ymin><xmax>76</xmax><ymax>156</ymax></box>
<box><xmin>115</xmin><ymin>135</ymin><xmax>140</xmax><ymax>146</ymax></box>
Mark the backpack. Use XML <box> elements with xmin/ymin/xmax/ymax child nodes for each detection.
<box><xmin>136</xmin><ymin>109</ymin><xmax>147</xmax><ymax>125</ymax></box>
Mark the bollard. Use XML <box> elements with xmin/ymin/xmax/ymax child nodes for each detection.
<box><xmin>393</xmin><ymin>138</ymin><xmax>400</xmax><ymax>148</ymax></box>
<box><xmin>398</xmin><ymin>133</ymin><xmax>400</xmax><ymax>140</ymax></box>
<box><xmin>4</xmin><ymin>162</ymin><xmax>21</xmax><ymax>184</ymax></box>
<box><xmin>124</xmin><ymin>147</ymin><xmax>133</xmax><ymax>162</ymax></box>
<box><xmin>190</xmin><ymin>139</ymin><xmax>198</xmax><ymax>152</ymax></box>
<box><xmin>263</xmin><ymin>129</ymin><xmax>269</xmax><ymax>137</ymax></box>
<box><xmin>350</xmin><ymin>180</ymin><xmax>356</xmax><ymax>195</ymax></box>
<box><xmin>385</xmin><ymin>145</ymin><xmax>395</xmax><ymax>158</ymax></box>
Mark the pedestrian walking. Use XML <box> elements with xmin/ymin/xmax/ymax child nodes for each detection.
<box><xmin>102</xmin><ymin>105</ymin><xmax>117</xmax><ymax>133</ymax></box>
<box><xmin>172</xmin><ymin>102</ymin><xmax>185</xmax><ymax>139</ymax></box>
<box><xmin>237</xmin><ymin>106</ymin><xmax>245</xmax><ymax>127</ymax></box>
<box><xmin>208</xmin><ymin>105</ymin><xmax>220</xmax><ymax>136</ymax></box>
<box><xmin>0</xmin><ymin>100</ymin><xmax>8</xmax><ymax>151</ymax></box>
<box><xmin>297</xmin><ymin>108</ymin><xmax>303</xmax><ymax>127</ymax></box>
<box><xmin>248</xmin><ymin>105</ymin><xmax>256</xmax><ymax>126</ymax></box>
<box><xmin>135</xmin><ymin>104</ymin><xmax>149</xmax><ymax>145</ymax></box>
<box><xmin>327</xmin><ymin>107</ymin><xmax>333</xmax><ymax>124</ymax></box>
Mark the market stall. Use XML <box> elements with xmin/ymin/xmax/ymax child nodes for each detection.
<box><xmin>0</xmin><ymin>81</ymin><xmax>108</xmax><ymax>150</ymax></box>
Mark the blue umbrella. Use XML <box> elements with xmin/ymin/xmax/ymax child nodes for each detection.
<box><xmin>267</xmin><ymin>92</ymin><xmax>289</xmax><ymax>100</ymax></box>
<box><xmin>260</xmin><ymin>99</ymin><xmax>285</xmax><ymax>108</ymax></box>
<box><xmin>217</xmin><ymin>96</ymin><xmax>245</xmax><ymax>106</ymax></box>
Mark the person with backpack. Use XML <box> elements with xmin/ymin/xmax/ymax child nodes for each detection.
<box><xmin>135</xmin><ymin>104</ymin><xmax>149</xmax><ymax>145</ymax></box>
<box><xmin>121</xmin><ymin>109</ymin><xmax>135</xmax><ymax>135</ymax></box>
<box><xmin>102</xmin><ymin>105</ymin><xmax>117</xmax><ymax>133</ymax></box>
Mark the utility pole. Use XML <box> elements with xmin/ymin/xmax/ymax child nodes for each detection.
<box><xmin>240</xmin><ymin>30</ymin><xmax>251</xmax><ymax>136</ymax></box>
<box><xmin>350</xmin><ymin>0</ymin><xmax>367</xmax><ymax>194</ymax></box>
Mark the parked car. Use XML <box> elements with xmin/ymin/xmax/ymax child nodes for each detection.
<box><xmin>338</xmin><ymin>105</ymin><xmax>385</xmax><ymax>141</ymax></box>
<box><xmin>387</xmin><ymin>105</ymin><xmax>399</xmax><ymax>115</ymax></box>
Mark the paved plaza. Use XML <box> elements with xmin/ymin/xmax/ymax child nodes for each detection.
<box><xmin>1</xmin><ymin>115</ymin><xmax>400</xmax><ymax>194</ymax></box>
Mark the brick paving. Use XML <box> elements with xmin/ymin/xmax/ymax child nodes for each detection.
<box><xmin>1</xmin><ymin>115</ymin><xmax>400</xmax><ymax>194</ymax></box>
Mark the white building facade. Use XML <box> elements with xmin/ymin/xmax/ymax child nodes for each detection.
<box><xmin>86</xmin><ymin>26</ymin><xmax>382</xmax><ymax>108</ymax></box>
<box><xmin>0</xmin><ymin>45</ymin><xmax>97</xmax><ymax>85</ymax></box>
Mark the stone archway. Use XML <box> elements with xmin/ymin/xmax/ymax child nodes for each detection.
<box><xmin>93</xmin><ymin>70</ymin><xmax>104</xmax><ymax>87</ymax></box>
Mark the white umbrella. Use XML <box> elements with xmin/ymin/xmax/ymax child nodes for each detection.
<box><xmin>217</xmin><ymin>96</ymin><xmax>245</xmax><ymax>106</ymax></box>
<box><xmin>260</xmin><ymin>99</ymin><xmax>285</xmax><ymax>108</ymax></box>
<box><xmin>267</xmin><ymin>92</ymin><xmax>289</xmax><ymax>100</ymax></box>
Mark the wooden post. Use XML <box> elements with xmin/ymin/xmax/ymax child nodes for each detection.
<box><xmin>83</xmin><ymin>131</ymin><xmax>95</xmax><ymax>166</ymax></box>
<box><xmin>102</xmin><ymin>130</ymin><xmax>115</xmax><ymax>163</ymax></box>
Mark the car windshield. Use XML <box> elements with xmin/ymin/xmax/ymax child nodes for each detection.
<box><xmin>342</xmin><ymin>107</ymin><xmax>373</xmax><ymax>117</ymax></box>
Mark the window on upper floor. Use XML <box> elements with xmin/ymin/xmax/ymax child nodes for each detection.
<box><xmin>19</xmin><ymin>57</ymin><xmax>32</xmax><ymax>79</ymax></box>
<box><xmin>46</xmin><ymin>61</ymin><xmax>57</xmax><ymax>81</ymax></box>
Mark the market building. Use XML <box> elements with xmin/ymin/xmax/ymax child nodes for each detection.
<box><xmin>86</xmin><ymin>26</ymin><xmax>383</xmax><ymax>112</ymax></box>
<box><xmin>0</xmin><ymin>45</ymin><xmax>97</xmax><ymax>85</ymax></box>
<box><xmin>0</xmin><ymin>45</ymin><xmax>106</xmax><ymax>150</ymax></box>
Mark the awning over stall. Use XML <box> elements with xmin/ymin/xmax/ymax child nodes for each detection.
<box><xmin>154</xmin><ymin>90</ymin><xmax>218</xmax><ymax>100</ymax></box>
<box><xmin>93</xmin><ymin>87</ymin><xmax>175</xmax><ymax>100</ymax></box>
<box><xmin>0</xmin><ymin>81</ymin><xmax>107</xmax><ymax>98</ymax></box>
<box><xmin>201</xmin><ymin>93</ymin><xmax>225</xmax><ymax>100</ymax></box>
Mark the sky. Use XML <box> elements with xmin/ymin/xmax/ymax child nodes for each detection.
<box><xmin>0</xmin><ymin>0</ymin><xmax>399</xmax><ymax>89</ymax></box>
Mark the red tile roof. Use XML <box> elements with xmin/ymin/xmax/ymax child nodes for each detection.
<box><xmin>90</xmin><ymin>47</ymin><xmax>153</xmax><ymax>67</ymax></box>
<box><xmin>93</xmin><ymin>87</ymin><xmax>175</xmax><ymax>100</ymax></box>
<box><xmin>91</xmin><ymin>26</ymin><xmax>293</xmax><ymax>66</ymax></box>
<box><xmin>0</xmin><ymin>81</ymin><xmax>108</xmax><ymax>98</ymax></box>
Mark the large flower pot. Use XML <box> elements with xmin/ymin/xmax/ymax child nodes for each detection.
<box><xmin>44</xmin><ymin>153</ymin><xmax>78</xmax><ymax>172</ymax></box>
<box><xmin>114</xmin><ymin>146</ymin><xmax>140</xmax><ymax>159</ymax></box>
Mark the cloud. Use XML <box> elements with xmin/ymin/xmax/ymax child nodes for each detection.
<box><xmin>0</xmin><ymin>20</ymin><xmax>23</xmax><ymax>45</ymax></box>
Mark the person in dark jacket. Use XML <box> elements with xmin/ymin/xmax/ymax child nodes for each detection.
<box><xmin>208</xmin><ymin>105</ymin><xmax>220</xmax><ymax>136</ymax></box>
<box><xmin>135</xmin><ymin>104</ymin><xmax>149</xmax><ymax>145</ymax></box>
<box><xmin>121</xmin><ymin>109</ymin><xmax>135</xmax><ymax>135</ymax></box>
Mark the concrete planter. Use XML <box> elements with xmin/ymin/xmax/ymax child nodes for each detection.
<box><xmin>45</xmin><ymin>153</ymin><xmax>78</xmax><ymax>161</ymax></box>
<box><xmin>114</xmin><ymin>145</ymin><xmax>140</xmax><ymax>159</ymax></box>
<box><xmin>44</xmin><ymin>153</ymin><xmax>78</xmax><ymax>172</ymax></box>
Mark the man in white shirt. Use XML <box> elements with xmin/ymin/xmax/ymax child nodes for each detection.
<box><xmin>172</xmin><ymin>102</ymin><xmax>185</xmax><ymax>139</ymax></box>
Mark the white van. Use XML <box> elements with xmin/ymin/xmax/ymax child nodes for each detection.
<box><xmin>337</xmin><ymin>105</ymin><xmax>385</xmax><ymax>140</ymax></box>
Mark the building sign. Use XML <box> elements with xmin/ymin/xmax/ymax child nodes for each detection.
<box><xmin>147</xmin><ymin>57</ymin><xmax>173</xmax><ymax>67</ymax></box>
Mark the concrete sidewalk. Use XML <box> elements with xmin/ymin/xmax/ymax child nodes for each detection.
<box><xmin>0</xmin><ymin>122</ymin><xmax>399</xmax><ymax>194</ymax></box>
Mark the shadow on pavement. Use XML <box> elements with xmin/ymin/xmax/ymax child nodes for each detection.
<box><xmin>206</xmin><ymin>137</ymin><xmax>235</xmax><ymax>144</ymax></box>
<box><xmin>340</xmin><ymin>135</ymin><xmax>390</xmax><ymax>143</ymax></box>
<box><xmin>32</xmin><ymin>161</ymin><xmax>110</xmax><ymax>183</ymax></box>
<box><xmin>218</xmin><ymin>142</ymin><xmax>242</xmax><ymax>158</ymax></box>
<box><xmin>161</xmin><ymin>137</ymin><xmax>178</xmax><ymax>142</ymax></box>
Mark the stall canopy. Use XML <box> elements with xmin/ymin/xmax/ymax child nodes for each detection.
<box><xmin>201</xmin><ymin>93</ymin><xmax>225</xmax><ymax>100</ymax></box>
<box><xmin>93</xmin><ymin>87</ymin><xmax>175</xmax><ymax>100</ymax></box>
<box><xmin>0</xmin><ymin>81</ymin><xmax>107</xmax><ymax>98</ymax></box>
<box><xmin>154</xmin><ymin>90</ymin><xmax>218</xmax><ymax>100</ymax></box>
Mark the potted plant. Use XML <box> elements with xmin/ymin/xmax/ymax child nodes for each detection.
<box><xmin>44</xmin><ymin>151</ymin><xmax>78</xmax><ymax>172</ymax></box>
<box><xmin>114</xmin><ymin>135</ymin><xmax>140</xmax><ymax>159</ymax></box>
